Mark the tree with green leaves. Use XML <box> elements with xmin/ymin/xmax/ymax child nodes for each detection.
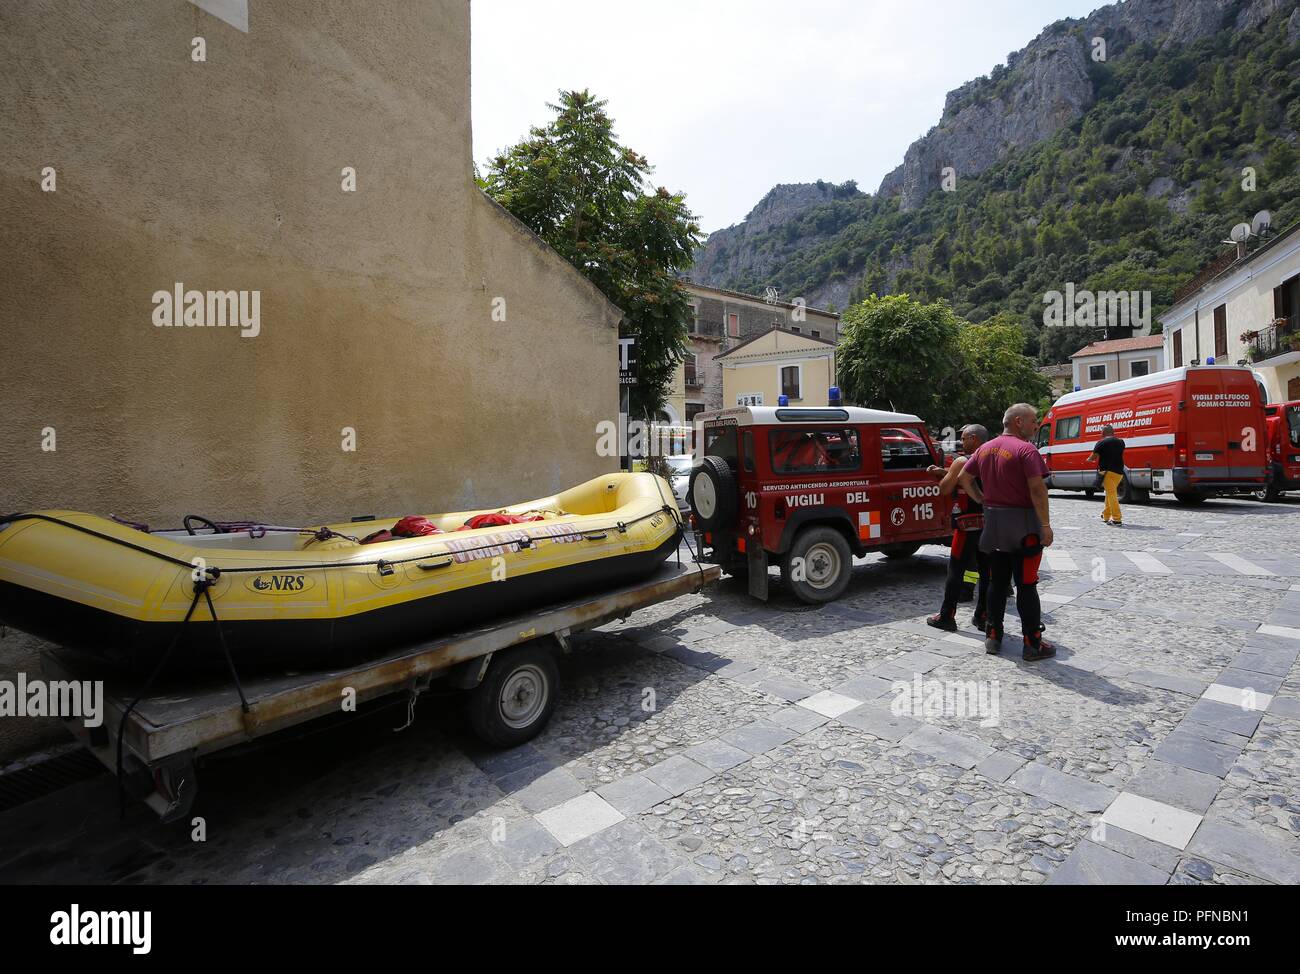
<box><xmin>950</xmin><ymin>314</ymin><xmax>1052</xmax><ymax>433</ymax></box>
<box><xmin>479</xmin><ymin>90</ymin><xmax>702</xmax><ymax>418</ymax></box>
<box><xmin>839</xmin><ymin>297</ymin><xmax>1049</xmax><ymax>431</ymax></box>
<box><xmin>837</xmin><ymin>294</ymin><xmax>962</xmax><ymax>425</ymax></box>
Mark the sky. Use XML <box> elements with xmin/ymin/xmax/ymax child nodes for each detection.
<box><xmin>471</xmin><ymin>0</ymin><xmax>1106</xmax><ymax>233</ymax></box>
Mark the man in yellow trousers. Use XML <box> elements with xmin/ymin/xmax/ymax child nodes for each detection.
<box><xmin>1088</xmin><ymin>424</ymin><xmax>1127</xmax><ymax>526</ymax></box>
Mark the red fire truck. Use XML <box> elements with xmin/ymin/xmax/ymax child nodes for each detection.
<box><xmin>686</xmin><ymin>405</ymin><xmax>952</xmax><ymax>603</ymax></box>
<box><xmin>1035</xmin><ymin>365</ymin><xmax>1269</xmax><ymax>505</ymax></box>
<box><xmin>1257</xmin><ymin>399</ymin><xmax>1300</xmax><ymax>501</ymax></box>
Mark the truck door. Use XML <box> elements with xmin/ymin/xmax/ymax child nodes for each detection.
<box><xmin>876</xmin><ymin>425</ymin><xmax>946</xmax><ymax>539</ymax></box>
<box><xmin>1035</xmin><ymin>421</ymin><xmax>1053</xmax><ymax>483</ymax></box>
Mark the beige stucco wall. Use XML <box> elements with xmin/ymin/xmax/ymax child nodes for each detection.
<box><xmin>1072</xmin><ymin>350</ymin><xmax>1164</xmax><ymax>390</ymax></box>
<box><xmin>1161</xmin><ymin>234</ymin><xmax>1300</xmax><ymax>393</ymax></box>
<box><xmin>1260</xmin><ymin>360</ymin><xmax>1300</xmax><ymax>402</ymax></box>
<box><xmin>0</xmin><ymin>0</ymin><xmax>620</xmax><ymax>761</ymax></box>
<box><xmin>720</xmin><ymin>331</ymin><xmax>838</xmax><ymax>407</ymax></box>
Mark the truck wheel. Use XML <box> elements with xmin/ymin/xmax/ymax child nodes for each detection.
<box><xmin>882</xmin><ymin>542</ymin><xmax>922</xmax><ymax>559</ymax></box>
<box><xmin>781</xmin><ymin>527</ymin><xmax>852</xmax><ymax>604</ymax></box>
<box><xmin>467</xmin><ymin>644</ymin><xmax>559</xmax><ymax>747</ymax></box>
<box><xmin>1174</xmin><ymin>492</ymin><xmax>1206</xmax><ymax>506</ymax></box>
<box><xmin>1084</xmin><ymin>489</ymin><xmax>1096</xmax><ymax>499</ymax></box>
<box><xmin>687</xmin><ymin>456</ymin><xmax>737</xmax><ymax>532</ymax></box>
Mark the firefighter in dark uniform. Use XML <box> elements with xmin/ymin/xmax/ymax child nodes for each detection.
<box><xmin>926</xmin><ymin>424</ymin><xmax>990</xmax><ymax>632</ymax></box>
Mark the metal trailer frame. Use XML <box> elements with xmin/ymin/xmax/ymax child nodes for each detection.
<box><xmin>40</xmin><ymin>561</ymin><xmax>720</xmax><ymax>822</ymax></box>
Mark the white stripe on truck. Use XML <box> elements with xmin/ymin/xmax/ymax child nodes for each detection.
<box><xmin>1040</xmin><ymin>433</ymin><xmax>1176</xmax><ymax>456</ymax></box>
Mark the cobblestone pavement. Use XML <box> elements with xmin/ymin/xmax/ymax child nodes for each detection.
<box><xmin>2</xmin><ymin>493</ymin><xmax>1300</xmax><ymax>885</ymax></box>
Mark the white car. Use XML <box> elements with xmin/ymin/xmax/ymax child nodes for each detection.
<box><xmin>662</xmin><ymin>455</ymin><xmax>694</xmax><ymax>510</ymax></box>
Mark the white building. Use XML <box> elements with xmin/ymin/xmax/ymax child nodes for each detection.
<box><xmin>1070</xmin><ymin>335</ymin><xmax>1166</xmax><ymax>391</ymax></box>
<box><xmin>1159</xmin><ymin>221</ymin><xmax>1300</xmax><ymax>403</ymax></box>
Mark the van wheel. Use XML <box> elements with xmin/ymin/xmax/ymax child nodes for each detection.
<box><xmin>782</xmin><ymin>527</ymin><xmax>852</xmax><ymax>604</ymax></box>
<box><xmin>1252</xmin><ymin>482</ymin><xmax>1282</xmax><ymax>503</ymax></box>
<box><xmin>687</xmin><ymin>456</ymin><xmax>737</xmax><ymax>532</ymax></box>
<box><xmin>1116</xmin><ymin>476</ymin><xmax>1150</xmax><ymax>504</ymax></box>
<box><xmin>1174</xmin><ymin>492</ymin><xmax>1206</xmax><ymax>506</ymax></box>
<box><xmin>1123</xmin><ymin>481</ymin><xmax>1154</xmax><ymax>504</ymax></box>
<box><xmin>467</xmin><ymin>644</ymin><xmax>560</xmax><ymax>747</ymax></box>
<box><xmin>882</xmin><ymin>542</ymin><xmax>922</xmax><ymax>559</ymax></box>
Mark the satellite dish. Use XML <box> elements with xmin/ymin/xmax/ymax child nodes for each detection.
<box><xmin>1229</xmin><ymin>222</ymin><xmax>1252</xmax><ymax>243</ymax></box>
<box><xmin>1252</xmin><ymin>209</ymin><xmax>1272</xmax><ymax>235</ymax></box>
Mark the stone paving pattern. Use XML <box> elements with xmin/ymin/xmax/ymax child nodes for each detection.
<box><xmin>1</xmin><ymin>494</ymin><xmax>1299</xmax><ymax>884</ymax></box>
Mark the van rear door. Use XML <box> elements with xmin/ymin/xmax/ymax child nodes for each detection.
<box><xmin>1186</xmin><ymin>369</ymin><xmax>1231</xmax><ymax>468</ymax></box>
<box><xmin>1222</xmin><ymin>369</ymin><xmax>1267</xmax><ymax>479</ymax></box>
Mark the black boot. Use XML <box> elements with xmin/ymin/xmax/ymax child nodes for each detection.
<box><xmin>984</xmin><ymin>627</ymin><xmax>1002</xmax><ymax>655</ymax></box>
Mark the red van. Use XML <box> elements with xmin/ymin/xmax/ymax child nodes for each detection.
<box><xmin>1036</xmin><ymin>365</ymin><xmax>1269</xmax><ymax>505</ymax></box>
<box><xmin>687</xmin><ymin>406</ymin><xmax>952</xmax><ymax>603</ymax></box>
<box><xmin>1257</xmin><ymin>399</ymin><xmax>1300</xmax><ymax>501</ymax></box>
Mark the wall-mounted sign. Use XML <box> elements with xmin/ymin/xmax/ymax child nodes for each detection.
<box><xmin>736</xmin><ymin>393</ymin><xmax>764</xmax><ymax>406</ymax></box>
<box><xmin>618</xmin><ymin>337</ymin><xmax>637</xmax><ymax>386</ymax></box>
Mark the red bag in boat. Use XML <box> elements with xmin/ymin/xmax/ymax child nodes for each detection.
<box><xmin>361</xmin><ymin>529</ymin><xmax>394</xmax><ymax>545</ymax></box>
<box><xmin>392</xmin><ymin>515</ymin><xmax>442</xmax><ymax>537</ymax></box>
<box><xmin>462</xmin><ymin>512</ymin><xmax>544</xmax><ymax>530</ymax></box>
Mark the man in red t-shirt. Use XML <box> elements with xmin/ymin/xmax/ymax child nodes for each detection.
<box><xmin>959</xmin><ymin>403</ymin><xmax>1056</xmax><ymax>661</ymax></box>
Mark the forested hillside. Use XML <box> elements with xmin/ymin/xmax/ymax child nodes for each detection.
<box><xmin>692</xmin><ymin>2</ymin><xmax>1300</xmax><ymax>363</ymax></box>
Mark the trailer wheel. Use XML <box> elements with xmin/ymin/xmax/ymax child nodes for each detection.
<box><xmin>781</xmin><ymin>526</ymin><xmax>852</xmax><ymax>604</ymax></box>
<box><xmin>467</xmin><ymin>644</ymin><xmax>560</xmax><ymax>747</ymax></box>
<box><xmin>1174</xmin><ymin>492</ymin><xmax>1206</xmax><ymax>506</ymax></box>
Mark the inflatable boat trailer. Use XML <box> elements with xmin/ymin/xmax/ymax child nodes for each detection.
<box><xmin>39</xmin><ymin>560</ymin><xmax>719</xmax><ymax>822</ymax></box>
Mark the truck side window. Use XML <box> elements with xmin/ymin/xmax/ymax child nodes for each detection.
<box><xmin>1054</xmin><ymin>416</ymin><xmax>1081</xmax><ymax>440</ymax></box>
<box><xmin>1036</xmin><ymin>424</ymin><xmax>1051</xmax><ymax>448</ymax></box>
<box><xmin>879</xmin><ymin>426</ymin><xmax>932</xmax><ymax>470</ymax></box>
<box><xmin>770</xmin><ymin>428</ymin><xmax>860</xmax><ymax>474</ymax></box>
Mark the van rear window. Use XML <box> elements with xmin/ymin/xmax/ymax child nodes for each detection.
<box><xmin>1054</xmin><ymin>416</ymin><xmax>1081</xmax><ymax>440</ymax></box>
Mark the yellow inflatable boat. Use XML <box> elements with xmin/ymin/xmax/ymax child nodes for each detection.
<box><xmin>0</xmin><ymin>473</ymin><xmax>681</xmax><ymax>671</ymax></box>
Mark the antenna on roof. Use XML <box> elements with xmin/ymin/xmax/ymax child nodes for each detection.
<box><xmin>1251</xmin><ymin>209</ymin><xmax>1272</xmax><ymax>237</ymax></box>
<box><xmin>1223</xmin><ymin>222</ymin><xmax>1252</xmax><ymax>259</ymax></box>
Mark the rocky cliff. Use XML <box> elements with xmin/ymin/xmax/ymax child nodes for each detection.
<box><xmin>688</xmin><ymin>180</ymin><xmax>864</xmax><ymax>305</ymax></box>
<box><xmin>692</xmin><ymin>0</ymin><xmax>1296</xmax><ymax>301</ymax></box>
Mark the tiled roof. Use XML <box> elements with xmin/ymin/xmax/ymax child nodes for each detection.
<box><xmin>1070</xmin><ymin>335</ymin><xmax>1165</xmax><ymax>358</ymax></box>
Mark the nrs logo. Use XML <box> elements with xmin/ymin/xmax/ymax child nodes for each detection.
<box><xmin>246</xmin><ymin>574</ymin><xmax>314</xmax><ymax>594</ymax></box>
<box><xmin>902</xmin><ymin>485</ymin><xmax>940</xmax><ymax>498</ymax></box>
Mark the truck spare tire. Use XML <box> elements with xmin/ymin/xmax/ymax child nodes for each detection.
<box><xmin>688</xmin><ymin>456</ymin><xmax>737</xmax><ymax>531</ymax></box>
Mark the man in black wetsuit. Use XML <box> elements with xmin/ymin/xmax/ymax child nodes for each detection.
<box><xmin>926</xmin><ymin>424</ymin><xmax>989</xmax><ymax>633</ymax></box>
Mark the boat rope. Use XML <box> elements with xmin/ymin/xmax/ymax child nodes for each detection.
<box><xmin>3</xmin><ymin>505</ymin><xmax>681</xmax><ymax>578</ymax></box>
<box><xmin>3</xmin><ymin>513</ymin><xmax>200</xmax><ymax>571</ymax></box>
<box><xmin>113</xmin><ymin>574</ymin><xmax>250</xmax><ymax>818</ymax></box>
<box><xmin>643</xmin><ymin>471</ymin><xmax>708</xmax><ymax>590</ymax></box>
